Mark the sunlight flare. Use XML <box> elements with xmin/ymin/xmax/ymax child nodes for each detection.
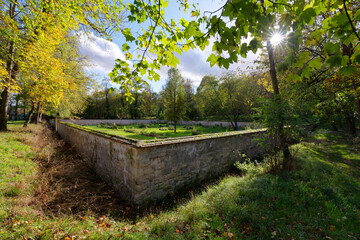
<box><xmin>270</xmin><ymin>33</ymin><xmax>283</xmax><ymax>46</ymax></box>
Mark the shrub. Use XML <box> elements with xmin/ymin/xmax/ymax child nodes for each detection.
<box><xmin>234</xmin><ymin>153</ymin><xmax>264</xmax><ymax>177</ymax></box>
<box><xmin>110</xmin><ymin>123</ymin><xmax>118</xmax><ymax>129</ymax></box>
<box><xmin>139</xmin><ymin>123</ymin><xmax>148</xmax><ymax>128</ymax></box>
<box><xmin>191</xmin><ymin>126</ymin><xmax>201</xmax><ymax>135</ymax></box>
<box><xmin>148</xmin><ymin>131</ymin><xmax>158</xmax><ymax>138</ymax></box>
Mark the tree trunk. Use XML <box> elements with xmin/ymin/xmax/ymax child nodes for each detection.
<box><xmin>342</xmin><ymin>44</ymin><xmax>360</xmax><ymax>129</ymax></box>
<box><xmin>0</xmin><ymin>88</ymin><xmax>11</xmax><ymax>130</ymax></box>
<box><xmin>24</xmin><ymin>103</ymin><xmax>35</xmax><ymax>127</ymax></box>
<box><xmin>23</xmin><ymin>102</ymin><xmax>26</xmax><ymax>120</ymax></box>
<box><xmin>354</xmin><ymin>97</ymin><xmax>360</xmax><ymax>129</ymax></box>
<box><xmin>0</xmin><ymin>1</ymin><xmax>16</xmax><ymax>131</ymax></box>
<box><xmin>35</xmin><ymin>102</ymin><xmax>41</xmax><ymax>124</ymax></box>
<box><xmin>105</xmin><ymin>90</ymin><xmax>110</xmax><ymax>119</ymax></box>
<box><xmin>331</xmin><ymin>121</ymin><xmax>338</xmax><ymax>131</ymax></box>
<box><xmin>174</xmin><ymin>121</ymin><xmax>177</xmax><ymax>133</ymax></box>
<box><xmin>8</xmin><ymin>95</ymin><xmax>13</xmax><ymax>121</ymax></box>
<box><xmin>14</xmin><ymin>97</ymin><xmax>18</xmax><ymax>120</ymax></box>
<box><xmin>266</xmin><ymin>40</ymin><xmax>291</xmax><ymax>163</ymax></box>
<box><xmin>344</xmin><ymin>109</ymin><xmax>356</xmax><ymax>136</ymax></box>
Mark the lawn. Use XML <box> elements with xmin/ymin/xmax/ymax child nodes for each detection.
<box><xmin>0</xmin><ymin>124</ymin><xmax>359</xmax><ymax>239</ymax></box>
<box><xmin>83</xmin><ymin>123</ymin><xmax>236</xmax><ymax>140</ymax></box>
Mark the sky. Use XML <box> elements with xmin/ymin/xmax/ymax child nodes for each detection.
<box><xmin>78</xmin><ymin>0</ymin><xmax>259</xmax><ymax>93</ymax></box>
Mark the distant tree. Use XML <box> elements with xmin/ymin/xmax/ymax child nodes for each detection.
<box><xmin>140</xmin><ymin>87</ymin><xmax>155</xmax><ymax>118</ymax></box>
<box><xmin>218</xmin><ymin>73</ymin><xmax>262</xmax><ymax>130</ymax></box>
<box><xmin>196</xmin><ymin>76</ymin><xmax>221</xmax><ymax>119</ymax></box>
<box><xmin>102</xmin><ymin>78</ymin><xmax>112</xmax><ymax>119</ymax></box>
<box><xmin>161</xmin><ymin>68</ymin><xmax>186</xmax><ymax>132</ymax></box>
<box><xmin>183</xmin><ymin>79</ymin><xmax>199</xmax><ymax>120</ymax></box>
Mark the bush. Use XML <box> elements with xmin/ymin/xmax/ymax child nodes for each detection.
<box><xmin>191</xmin><ymin>126</ymin><xmax>201</xmax><ymax>135</ymax></box>
<box><xmin>139</xmin><ymin>123</ymin><xmax>148</xmax><ymax>128</ymax></box>
<box><xmin>234</xmin><ymin>153</ymin><xmax>265</xmax><ymax>177</ymax></box>
<box><xmin>148</xmin><ymin>131</ymin><xmax>158</xmax><ymax>137</ymax></box>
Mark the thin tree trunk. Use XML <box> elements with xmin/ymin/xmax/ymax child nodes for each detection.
<box><xmin>354</xmin><ymin>97</ymin><xmax>360</xmax><ymax>129</ymax></box>
<box><xmin>266</xmin><ymin>39</ymin><xmax>291</xmax><ymax>163</ymax></box>
<box><xmin>342</xmin><ymin>44</ymin><xmax>360</xmax><ymax>129</ymax></box>
<box><xmin>24</xmin><ymin>103</ymin><xmax>35</xmax><ymax>127</ymax></box>
<box><xmin>344</xmin><ymin>109</ymin><xmax>356</xmax><ymax>136</ymax></box>
<box><xmin>14</xmin><ymin>97</ymin><xmax>18</xmax><ymax>120</ymax></box>
<box><xmin>23</xmin><ymin>102</ymin><xmax>26</xmax><ymax>120</ymax></box>
<box><xmin>8</xmin><ymin>95</ymin><xmax>13</xmax><ymax>121</ymax></box>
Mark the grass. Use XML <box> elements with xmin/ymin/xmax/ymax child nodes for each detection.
<box><xmin>0</xmin><ymin>124</ymin><xmax>359</xmax><ymax>239</ymax></box>
<box><xmin>83</xmin><ymin>124</ymin><xmax>236</xmax><ymax>140</ymax></box>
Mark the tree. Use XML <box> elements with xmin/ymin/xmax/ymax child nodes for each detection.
<box><xmin>51</xmin><ymin>34</ymin><xmax>94</xmax><ymax>118</ymax></box>
<box><xmin>0</xmin><ymin>0</ymin><xmax>125</xmax><ymax>130</ymax></box>
<box><xmin>196</xmin><ymin>76</ymin><xmax>221</xmax><ymax>119</ymax></box>
<box><xmin>161</xmin><ymin>68</ymin><xmax>186</xmax><ymax>132</ymax></box>
<box><xmin>218</xmin><ymin>73</ymin><xmax>263</xmax><ymax>129</ymax></box>
<box><xmin>110</xmin><ymin>0</ymin><xmax>298</xmax><ymax>164</ymax></box>
<box><xmin>183</xmin><ymin>79</ymin><xmax>199</xmax><ymax>120</ymax></box>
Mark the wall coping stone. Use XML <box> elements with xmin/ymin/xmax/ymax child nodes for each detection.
<box><xmin>61</xmin><ymin>121</ymin><xmax>266</xmax><ymax>148</ymax></box>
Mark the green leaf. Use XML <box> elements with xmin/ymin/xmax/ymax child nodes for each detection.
<box><xmin>353</xmin><ymin>54</ymin><xmax>360</xmax><ymax>64</ymax></box>
<box><xmin>308</xmin><ymin>57</ymin><xmax>322</xmax><ymax>69</ymax></box>
<box><xmin>324</xmin><ymin>42</ymin><xmax>340</xmax><ymax>55</ymax></box>
<box><xmin>355</xmin><ymin>9</ymin><xmax>360</xmax><ymax>20</ymax></box>
<box><xmin>287</xmin><ymin>74</ymin><xmax>302</xmax><ymax>83</ymax></box>
<box><xmin>122</xmin><ymin>43</ymin><xmax>130</xmax><ymax>52</ymax></box>
<box><xmin>326</xmin><ymin>53</ymin><xmax>342</xmax><ymax>67</ymax></box>
<box><xmin>299</xmin><ymin>7</ymin><xmax>316</xmax><ymax>25</ymax></box>
<box><xmin>338</xmin><ymin>65</ymin><xmax>357</xmax><ymax>76</ymax></box>
<box><xmin>207</xmin><ymin>54</ymin><xmax>218</xmax><ymax>67</ymax></box>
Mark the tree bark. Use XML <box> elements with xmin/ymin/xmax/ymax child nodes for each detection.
<box><xmin>24</xmin><ymin>103</ymin><xmax>35</xmax><ymax>127</ymax></box>
<box><xmin>35</xmin><ymin>102</ymin><xmax>41</xmax><ymax>124</ymax></box>
<box><xmin>266</xmin><ymin>40</ymin><xmax>291</xmax><ymax>163</ymax></box>
<box><xmin>14</xmin><ymin>96</ymin><xmax>19</xmax><ymax>120</ymax></box>
<box><xmin>344</xmin><ymin>109</ymin><xmax>356</xmax><ymax>136</ymax></box>
<box><xmin>0</xmin><ymin>1</ymin><xmax>16</xmax><ymax>131</ymax></box>
<box><xmin>0</xmin><ymin>88</ymin><xmax>11</xmax><ymax>130</ymax></box>
<box><xmin>354</xmin><ymin>96</ymin><xmax>360</xmax><ymax>129</ymax></box>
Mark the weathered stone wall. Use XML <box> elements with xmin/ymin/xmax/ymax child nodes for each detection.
<box><xmin>59</xmin><ymin>119</ymin><xmax>257</xmax><ymax>129</ymax></box>
<box><xmin>50</xmin><ymin>120</ymin><xmax>266</xmax><ymax>204</ymax></box>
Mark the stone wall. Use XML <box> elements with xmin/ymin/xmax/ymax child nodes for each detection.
<box><xmin>59</xmin><ymin>119</ymin><xmax>258</xmax><ymax>129</ymax></box>
<box><xmin>50</xmin><ymin>120</ymin><xmax>266</xmax><ymax>204</ymax></box>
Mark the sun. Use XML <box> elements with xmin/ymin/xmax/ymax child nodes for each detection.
<box><xmin>270</xmin><ymin>33</ymin><xmax>283</xmax><ymax>46</ymax></box>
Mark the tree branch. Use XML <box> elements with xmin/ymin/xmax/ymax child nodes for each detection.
<box><xmin>343</xmin><ymin>0</ymin><xmax>360</xmax><ymax>42</ymax></box>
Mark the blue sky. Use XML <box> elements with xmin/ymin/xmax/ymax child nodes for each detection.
<box><xmin>78</xmin><ymin>0</ymin><xmax>259</xmax><ymax>92</ymax></box>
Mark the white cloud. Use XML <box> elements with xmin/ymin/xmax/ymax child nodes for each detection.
<box><xmin>77</xmin><ymin>32</ymin><xmax>126</xmax><ymax>75</ymax></box>
<box><xmin>155</xmin><ymin>39</ymin><xmax>259</xmax><ymax>88</ymax></box>
<box><xmin>77</xmin><ymin>32</ymin><xmax>259</xmax><ymax>92</ymax></box>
